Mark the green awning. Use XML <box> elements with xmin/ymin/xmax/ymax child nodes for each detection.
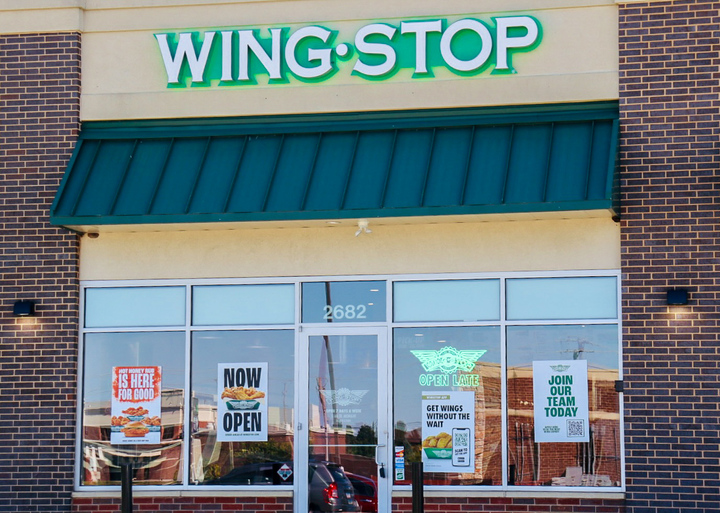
<box><xmin>50</xmin><ymin>103</ymin><xmax>619</xmax><ymax>229</ymax></box>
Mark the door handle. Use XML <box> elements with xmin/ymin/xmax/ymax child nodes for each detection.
<box><xmin>375</xmin><ymin>444</ymin><xmax>387</xmax><ymax>479</ymax></box>
<box><xmin>374</xmin><ymin>444</ymin><xmax>386</xmax><ymax>465</ymax></box>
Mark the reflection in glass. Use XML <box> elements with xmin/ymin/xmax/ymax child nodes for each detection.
<box><xmin>85</xmin><ymin>287</ymin><xmax>186</xmax><ymax>328</ymax></box>
<box><xmin>506</xmin><ymin>277</ymin><xmax>617</xmax><ymax>320</ymax></box>
<box><xmin>192</xmin><ymin>284</ymin><xmax>294</xmax><ymax>325</ymax></box>
<box><xmin>302</xmin><ymin>281</ymin><xmax>386</xmax><ymax>323</ymax></box>
<box><xmin>393</xmin><ymin>327</ymin><xmax>502</xmax><ymax>486</ymax></box>
<box><xmin>394</xmin><ymin>280</ymin><xmax>500</xmax><ymax>322</ymax></box>
<box><xmin>506</xmin><ymin>325</ymin><xmax>621</xmax><ymax>487</ymax></box>
<box><xmin>82</xmin><ymin>332</ymin><xmax>185</xmax><ymax>485</ymax></box>
<box><xmin>190</xmin><ymin>331</ymin><xmax>294</xmax><ymax>485</ymax></box>
<box><xmin>308</xmin><ymin>335</ymin><xmax>378</xmax><ymax>512</ymax></box>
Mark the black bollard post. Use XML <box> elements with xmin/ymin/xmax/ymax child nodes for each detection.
<box><xmin>120</xmin><ymin>462</ymin><xmax>133</xmax><ymax>513</ymax></box>
<box><xmin>411</xmin><ymin>461</ymin><xmax>424</xmax><ymax>513</ymax></box>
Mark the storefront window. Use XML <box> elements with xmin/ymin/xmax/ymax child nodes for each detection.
<box><xmin>506</xmin><ymin>325</ymin><xmax>621</xmax><ymax>487</ymax></box>
<box><xmin>506</xmin><ymin>277</ymin><xmax>617</xmax><ymax>320</ymax></box>
<box><xmin>393</xmin><ymin>280</ymin><xmax>500</xmax><ymax>322</ymax></box>
<box><xmin>302</xmin><ymin>281</ymin><xmax>386</xmax><ymax>323</ymax></box>
<box><xmin>82</xmin><ymin>332</ymin><xmax>185</xmax><ymax>486</ymax></box>
<box><xmin>79</xmin><ymin>274</ymin><xmax>622</xmax><ymax>491</ymax></box>
<box><xmin>192</xmin><ymin>284</ymin><xmax>294</xmax><ymax>325</ymax></box>
<box><xmin>85</xmin><ymin>286</ymin><xmax>186</xmax><ymax>328</ymax></box>
<box><xmin>190</xmin><ymin>330</ymin><xmax>295</xmax><ymax>485</ymax></box>
<box><xmin>393</xmin><ymin>327</ymin><xmax>503</xmax><ymax>486</ymax></box>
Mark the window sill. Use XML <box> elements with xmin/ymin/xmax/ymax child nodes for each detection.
<box><xmin>73</xmin><ymin>489</ymin><xmax>293</xmax><ymax>498</ymax></box>
<box><xmin>394</xmin><ymin>489</ymin><xmax>625</xmax><ymax>499</ymax></box>
<box><xmin>73</xmin><ymin>489</ymin><xmax>624</xmax><ymax>500</ymax></box>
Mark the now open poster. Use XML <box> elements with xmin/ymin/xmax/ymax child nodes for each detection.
<box><xmin>217</xmin><ymin>362</ymin><xmax>268</xmax><ymax>442</ymax></box>
<box><xmin>111</xmin><ymin>366</ymin><xmax>162</xmax><ymax>445</ymax></box>
<box><xmin>532</xmin><ymin>360</ymin><xmax>590</xmax><ymax>443</ymax></box>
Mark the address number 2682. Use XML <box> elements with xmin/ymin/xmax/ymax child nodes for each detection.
<box><xmin>323</xmin><ymin>304</ymin><xmax>367</xmax><ymax>320</ymax></box>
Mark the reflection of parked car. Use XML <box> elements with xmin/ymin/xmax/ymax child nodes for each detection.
<box><xmin>346</xmin><ymin>472</ymin><xmax>377</xmax><ymax>512</ymax></box>
<box><xmin>309</xmin><ymin>461</ymin><xmax>359</xmax><ymax>512</ymax></box>
<box><xmin>205</xmin><ymin>461</ymin><xmax>293</xmax><ymax>485</ymax></box>
<box><xmin>204</xmin><ymin>460</ymin><xmax>359</xmax><ymax>512</ymax></box>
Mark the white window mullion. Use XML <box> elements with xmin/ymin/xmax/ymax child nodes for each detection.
<box><xmin>183</xmin><ymin>285</ymin><xmax>192</xmax><ymax>488</ymax></box>
<box><xmin>500</xmin><ymin>277</ymin><xmax>508</xmax><ymax>488</ymax></box>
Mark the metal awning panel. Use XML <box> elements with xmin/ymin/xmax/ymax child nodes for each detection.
<box><xmin>51</xmin><ymin>104</ymin><xmax>619</xmax><ymax>228</ymax></box>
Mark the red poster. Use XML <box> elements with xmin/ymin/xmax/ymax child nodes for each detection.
<box><xmin>110</xmin><ymin>366</ymin><xmax>162</xmax><ymax>445</ymax></box>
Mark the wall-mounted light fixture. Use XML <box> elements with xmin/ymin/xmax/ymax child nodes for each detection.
<box><xmin>666</xmin><ymin>289</ymin><xmax>689</xmax><ymax>306</ymax></box>
<box><xmin>13</xmin><ymin>300</ymin><xmax>35</xmax><ymax>317</ymax></box>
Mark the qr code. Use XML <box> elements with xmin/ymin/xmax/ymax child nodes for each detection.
<box><xmin>567</xmin><ymin>419</ymin><xmax>585</xmax><ymax>437</ymax></box>
<box><xmin>454</xmin><ymin>431</ymin><xmax>469</xmax><ymax>447</ymax></box>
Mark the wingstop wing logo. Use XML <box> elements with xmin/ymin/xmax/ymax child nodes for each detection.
<box><xmin>319</xmin><ymin>388</ymin><xmax>369</xmax><ymax>406</ymax></box>
<box><xmin>155</xmin><ymin>15</ymin><xmax>541</xmax><ymax>87</ymax></box>
<box><xmin>411</xmin><ymin>346</ymin><xmax>486</xmax><ymax>387</ymax></box>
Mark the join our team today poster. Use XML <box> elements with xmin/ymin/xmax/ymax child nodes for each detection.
<box><xmin>217</xmin><ymin>362</ymin><xmax>268</xmax><ymax>442</ymax></box>
<box><xmin>421</xmin><ymin>391</ymin><xmax>475</xmax><ymax>473</ymax></box>
<box><xmin>532</xmin><ymin>360</ymin><xmax>590</xmax><ymax>443</ymax></box>
<box><xmin>110</xmin><ymin>366</ymin><xmax>162</xmax><ymax>445</ymax></box>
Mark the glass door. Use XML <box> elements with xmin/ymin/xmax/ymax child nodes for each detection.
<box><xmin>298</xmin><ymin>329</ymin><xmax>389</xmax><ymax>513</ymax></box>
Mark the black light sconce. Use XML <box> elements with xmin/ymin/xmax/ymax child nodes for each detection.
<box><xmin>13</xmin><ymin>300</ymin><xmax>35</xmax><ymax>317</ymax></box>
<box><xmin>666</xmin><ymin>289</ymin><xmax>688</xmax><ymax>306</ymax></box>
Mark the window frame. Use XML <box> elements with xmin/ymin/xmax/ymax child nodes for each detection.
<box><xmin>75</xmin><ymin>270</ymin><xmax>624</xmax><ymax>493</ymax></box>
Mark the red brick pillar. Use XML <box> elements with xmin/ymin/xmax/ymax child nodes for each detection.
<box><xmin>619</xmin><ymin>2</ymin><xmax>720</xmax><ymax>512</ymax></box>
<box><xmin>0</xmin><ymin>32</ymin><xmax>81</xmax><ymax>512</ymax></box>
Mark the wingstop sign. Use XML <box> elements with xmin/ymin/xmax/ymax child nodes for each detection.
<box><xmin>156</xmin><ymin>15</ymin><xmax>541</xmax><ymax>86</ymax></box>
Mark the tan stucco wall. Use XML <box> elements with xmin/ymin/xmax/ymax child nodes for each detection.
<box><xmin>0</xmin><ymin>1</ymin><xmax>84</xmax><ymax>33</ymax></box>
<box><xmin>0</xmin><ymin>0</ymin><xmax>619</xmax><ymax>121</ymax></box>
<box><xmin>5</xmin><ymin>1</ymin><xmax>622</xmax><ymax>280</ymax></box>
<box><xmin>79</xmin><ymin>217</ymin><xmax>620</xmax><ymax>281</ymax></box>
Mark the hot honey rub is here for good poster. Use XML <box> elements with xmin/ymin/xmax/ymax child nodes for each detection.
<box><xmin>111</xmin><ymin>366</ymin><xmax>162</xmax><ymax>445</ymax></box>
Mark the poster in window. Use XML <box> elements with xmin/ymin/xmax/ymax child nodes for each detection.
<box><xmin>532</xmin><ymin>360</ymin><xmax>590</xmax><ymax>443</ymax></box>
<box><xmin>217</xmin><ymin>362</ymin><xmax>268</xmax><ymax>442</ymax></box>
<box><xmin>421</xmin><ymin>391</ymin><xmax>475</xmax><ymax>472</ymax></box>
<box><xmin>111</xmin><ymin>366</ymin><xmax>162</xmax><ymax>445</ymax></box>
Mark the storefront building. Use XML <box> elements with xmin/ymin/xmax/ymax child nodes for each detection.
<box><xmin>1</xmin><ymin>1</ymin><xmax>717</xmax><ymax>513</ymax></box>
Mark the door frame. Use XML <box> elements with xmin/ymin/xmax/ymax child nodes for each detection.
<box><xmin>296</xmin><ymin>326</ymin><xmax>392</xmax><ymax>513</ymax></box>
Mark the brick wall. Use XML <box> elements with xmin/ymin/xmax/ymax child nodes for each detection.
<box><xmin>619</xmin><ymin>2</ymin><xmax>720</xmax><ymax>513</ymax></box>
<box><xmin>392</xmin><ymin>496</ymin><xmax>623</xmax><ymax>512</ymax></box>
<box><xmin>71</xmin><ymin>496</ymin><xmax>293</xmax><ymax>512</ymax></box>
<box><xmin>0</xmin><ymin>33</ymin><xmax>81</xmax><ymax>512</ymax></box>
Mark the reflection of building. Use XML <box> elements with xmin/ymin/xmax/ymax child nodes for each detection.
<box><xmin>396</xmin><ymin>362</ymin><xmax>503</xmax><ymax>486</ymax></box>
<box><xmin>507</xmin><ymin>368</ymin><xmax>621</xmax><ymax>485</ymax></box>
<box><xmin>83</xmin><ymin>389</ymin><xmax>184</xmax><ymax>485</ymax></box>
<box><xmin>192</xmin><ymin>395</ymin><xmax>295</xmax><ymax>484</ymax></box>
